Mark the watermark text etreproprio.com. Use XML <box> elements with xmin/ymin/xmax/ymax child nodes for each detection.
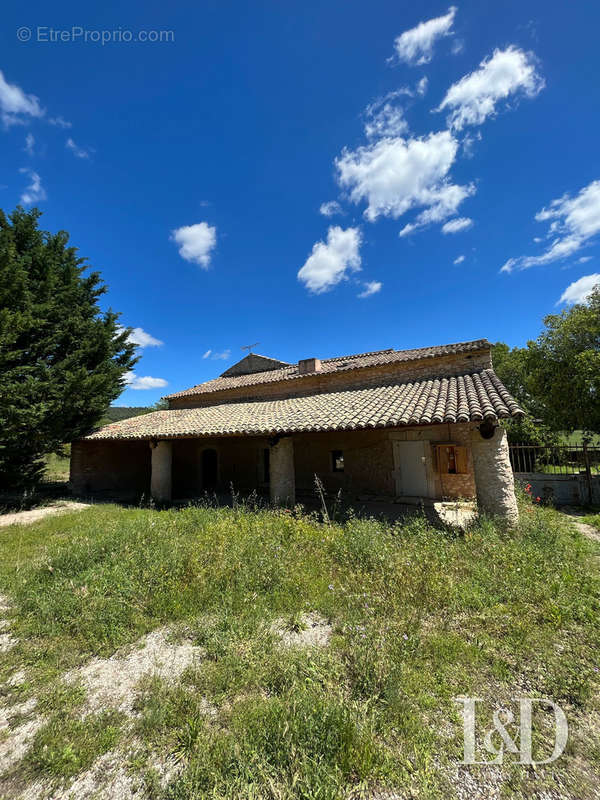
<box><xmin>17</xmin><ymin>26</ymin><xmax>175</xmax><ymax>45</ymax></box>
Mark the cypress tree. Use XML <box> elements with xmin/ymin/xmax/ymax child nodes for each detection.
<box><xmin>0</xmin><ymin>207</ymin><xmax>138</xmax><ymax>488</ymax></box>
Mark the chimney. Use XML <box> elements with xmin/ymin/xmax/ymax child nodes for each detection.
<box><xmin>298</xmin><ymin>357</ymin><xmax>322</xmax><ymax>374</ymax></box>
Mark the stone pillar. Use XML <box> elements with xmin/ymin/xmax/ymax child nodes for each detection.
<box><xmin>471</xmin><ymin>426</ymin><xmax>518</xmax><ymax>526</ymax></box>
<box><xmin>270</xmin><ymin>437</ymin><xmax>295</xmax><ymax>506</ymax></box>
<box><xmin>150</xmin><ymin>440</ymin><xmax>172</xmax><ymax>502</ymax></box>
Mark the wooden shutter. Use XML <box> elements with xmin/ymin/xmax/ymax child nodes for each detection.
<box><xmin>436</xmin><ymin>446</ymin><xmax>450</xmax><ymax>473</ymax></box>
<box><xmin>455</xmin><ymin>446</ymin><xmax>469</xmax><ymax>474</ymax></box>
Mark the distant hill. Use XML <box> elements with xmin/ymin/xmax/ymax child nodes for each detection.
<box><xmin>99</xmin><ymin>405</ymin><xmax>165</xmax><ymax>426</ymax></box>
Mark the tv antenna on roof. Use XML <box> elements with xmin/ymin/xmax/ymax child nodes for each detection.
<box><xmin>241</xmin><ymin>342</ymin><xmax>260</xmax><ymax>354</ymax></box>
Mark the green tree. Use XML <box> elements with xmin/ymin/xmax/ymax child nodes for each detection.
<box><xmin>492</xmin><ymin>287</ymin><xmax>600</xmax><ymax>442</ymax></box>
<box><xmin>492</xmin><ymin>341</ymin><xmax>555</xmax><ymax>445</ymax></box>
<box><xmin>526</xmin><ymin>287</ymin><xmax>600</xmax><ymax>438</ymax></box>
<box><xmin>0</xmin><ymin>207</ymin><xmax>138</xmax><ymax>488</ymax></box>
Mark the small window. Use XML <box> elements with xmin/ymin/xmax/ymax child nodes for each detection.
<box><xmin>331</xmin><ymin>450</ymin><xmax>345</xmax><ymax>472</ymax></box>
<box><xmin>434</xmin><ymin>445</ymin><xmax>469</xmax><ymax>475</ymax></box>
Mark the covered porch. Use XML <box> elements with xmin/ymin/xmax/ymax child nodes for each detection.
<box><xmin>71</xmin><ymin>422</ymin><xmax>518</xmax><ymax>523</ymax></box>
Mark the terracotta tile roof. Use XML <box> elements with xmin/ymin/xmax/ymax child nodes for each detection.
<box><xmin>85</xmin><ymin>369</ymin><xmax>523</xmax><ymax>441</ymax></box>
<box><xmin>165</xmin><ymin>339</ymin><xmax>491</xmax><ymax>399</ymax></box>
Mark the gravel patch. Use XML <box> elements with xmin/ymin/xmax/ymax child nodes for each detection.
<box><xmin>272</xmin><ymin>612</ymin><xmax>332</xmax><ymax>648</ymax></box>
<box><xmin>560</xmin><ymin>509</ymin><xmax>600</xmax><ymax>543</ymax></box>
<box><xmin>0</xmin><ymin>595</ymin><xmax>15</xmax><ymax>654</ymax></box>
<box><xmin>0</xmin><ymin>698</ymin><xmax>45</xmax><ymax>775</ymax></box>
<box><xmin>5</xmin><ymin>670</ymin><xmax>27</xmax><ymax>688</ymax></box>
<box><xmin>571</xmin><ymin>520</ymin><xmax>600</xmax><ymax>542</ymax></box>
<box><xmin>451</xmin><ymin>763</ymin><xmax>506</xmax><ymax>800</ymax></box>
<box><xmin>17</xmin><ymin>739</ymin><xmax>184</xmax><ymax>800</ymax></box>
<box><xmin>0</xmin><ymin>502</ymin><xmax>91</xmax><ymax>528</ymax></box>
<box><xmin>20</xmin><ymin>747</ymin><xmax>146</xmax><ymax>800</ymax></box>
<box><xmin>64</xmin><ymin>627</ymin><xmax>203</xmax><ymax>715</ymax></box>
<box><xmin>0</xmin><ymin>633</ymin><xmax>16</xmax><ymax>654</ymax></box>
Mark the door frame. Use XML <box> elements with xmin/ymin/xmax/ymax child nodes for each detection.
<box><xmin>390</xmin><ymin>435</ymin><xmax>435</xmax><ymax>498</ymax></box>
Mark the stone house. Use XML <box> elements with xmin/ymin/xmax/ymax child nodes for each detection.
<box><xmin>70</xmin><ymin>339</ymin><xmax>524</xmax><ymax>524</ymax></box>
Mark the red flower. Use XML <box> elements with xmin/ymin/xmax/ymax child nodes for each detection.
<box><xmin>536</xmin><ymin>497</ymin><xmax>541</xmax><ymax>503</ymax></box>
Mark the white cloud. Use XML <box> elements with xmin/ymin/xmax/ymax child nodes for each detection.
<box><xmin>437</xmin><ymin>46</ymin><xmax>544</xmax><ymax>130</ymax></box>
<box><xmin>337</xmin><ymin>131</ymin><xmax>473</xmax><ymax>232</ymax></box>
<box><xmin>357</xmin><ymin>280</ymin><xmax>382</xmax><ymax>298</ymax></box>
<box><xmin>202</xmin><ymin>348</ymin><xmax>231</xmax><ymax>360</ymax></box>
<box><xmin>171</xmin><ymin>222</ymin><xmax>217</xmax><ymax>268</ymax></box>
<box><xmin>24</xmin><ymin>132</ymin><xmax>35</xmax><ymax>155</ymax></box>
<box><xmin>124</xmin><ymin>372</ymin><xmax>168</xmax><ymax>390</ymax></box>
<box><xmin>319</xmin><ymin>200</ymin><xmax>342</xmax><ymax>217</ymax></box>
<box><xmin>391</xmin><ymin>6</ymin><xmax>457</xmax><ymax>66</ymax></box>
<box><xmin>578</xmin><ymin>256</ymin><xmax>593</xmax><ymax>263</ymax></box>
<box><xmin>364</xmin><ymin>102</ymin><xmax>408</xmax><ymax>139</ymax></box>
<box><xmin>19</xmin><ymin>168</ymin><xmax>46</xmax><ymax>205</ymax></box>
<box><xmin>461</xmin><ymin>130</ymin><xmax>482</xmax><ymax>158</ymax></box>
<box><xmin>116</xmin><ymin>325</ymin><xmax>163</xmax><ymax>348</ymax></box>
<box><xmin>48</xmin><ymin>115</ymin><xmax>71</xmax><ymax>129</ymax></box>
<box><xmin>128</xmin><ymin>327</ymin><xmax>163</xmax><ymax>348</ymax></box>
<box><xmin>416</xmin><ymin>77</ymin><xmax>429</xmax><ymax>96</ymax></box>
<box><xmin>501</xmin><ymin>180</ymin><xmax>600</xmax><ymax>273</ymax></box>
<box><xmin>558</xmin><ymin>274</ymin><xmax>600</xmax><ymax>305</ymax></box>
<box><xmin>453</xmin><ymin>254</ymin><xmax>465</xmax><ymax>264</ymax></box>
<box><xmin>398</xmin><ymin>182</ymin><xmax>475</xmax><ymax>236</ymax></box>
<box><xmin>0</xmin><ymin>70</ymin><xmax>44</xmax><ymax>127</ymax></box>
<box><xmin>297</xmin><ymin>226</ymin><xmax>362</xmax><ymax>294</ymax></box>
<box><xmin>66</xmin><ymin>137</ymin><xmax>91</xmax><ymax>159</ymax></box>
<box><xmin>442</xmin><ymin>216</ymin><xmax>473</xmax><ymax>234</ymax></box>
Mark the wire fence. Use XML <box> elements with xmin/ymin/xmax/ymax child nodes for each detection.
<box><xmin>509</xmin><ymin>443</ymin><xmax>600</xmax><ymax>476</ymax></box>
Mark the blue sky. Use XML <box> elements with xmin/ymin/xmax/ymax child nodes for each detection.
<box><xmin>1</xmin><ymin>0</ymin><xmax>599</xmax><ymax>405</ymax></box>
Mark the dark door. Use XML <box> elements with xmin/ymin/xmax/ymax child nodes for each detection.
<box><xmin>202</xmin><ymin>448</ymin><xmax>218</xmax><ymax>490</ymax></box>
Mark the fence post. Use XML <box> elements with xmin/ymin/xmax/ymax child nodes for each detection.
<box><xmin>582</xmin><ymin>440</ymin><xmax>593</xmax><ymax>506</ymax></box>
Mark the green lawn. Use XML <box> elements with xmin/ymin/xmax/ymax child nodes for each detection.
<box><xmin>42</xmin><ymin>447</ymin><xmax>71</xmax><ymax>482</ymax></box>
<box><xmin>581</xmin><ymin>511</ymin><xmax>600</xmax><ymax>531</ymax></box>
<box><xmin>0</xmin><ymin>501</ymin><xmax>599</xmax><ymax>799</ymax></box>
<box><xmin>537</xmin><ymin>463</ymin><xmax>600</xmax><ymax>475</ymax></box>
<box><xmin>558</xmin><ymin>431</ymin><xmax>600</xmax><ymax>446</ymax></box>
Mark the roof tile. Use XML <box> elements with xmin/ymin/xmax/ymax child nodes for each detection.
<box><xmin>165</xmin><ymin>339</ymin><xmax>490</xmax><ymax>399</ymax></box>
<box><xmin>85</xmin><ymin>368</ymin><xmax>523</xmax><ymax>442</ymax></box>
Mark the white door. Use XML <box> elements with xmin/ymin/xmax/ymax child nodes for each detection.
<box><xmin>392</xmin><ymin>441</ymin><xmax>431</xmax><ymax>498</ymax></box>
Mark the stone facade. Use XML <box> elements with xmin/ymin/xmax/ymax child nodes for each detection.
<box><xmin>470</xmin><ymin>427</ymin><xmax>519</xmax><ymax>526</ymax></box>
<box><xmin>71</xmin><ymin>423</ymin><xmax>481</xmax><ymax>503</ymax></box>
<box><xmin>70</xmin><ymin>440</ymin><xmax>150</xmax><ymax>497</ymax></box>
<box><xmin>169</xmin><ymin>349</ymin><xmax>493</xmax><ymax>410</ymax></box>
<box><xmin>71</xmin><ymin>340</ymin><xmax>522</xmax><ymax>524</ymax></box>
<box><xmin>270</xmin><ymin>437</ymin><xmax>295</xmax><ymax>505</ymax></box>
<box><xmin>150</xmin><ymin>441</ymin><xmax>172</xmax><ymax>502</ymax></box>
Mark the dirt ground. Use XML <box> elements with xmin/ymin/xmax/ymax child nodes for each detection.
<box><xmin>0</xmin><ymin>502</ymin><xmax>91</xmax><ymax>528</ymax></box>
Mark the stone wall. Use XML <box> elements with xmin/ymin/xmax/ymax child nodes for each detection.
<box><xmin>70</xmin><ymin>440</ymin><xmax>150</xmax><ymax>498</ymax></box>
<box><xmin>471</xmin><ymin>426</ymin><xmax>518</xmax><ymax>526</ymax></box>
<box><xmin>514</xmin><ymin>472</ymin><xmax>600</xmax><ymax>506</ymax></box>
<box><xmin>169</xmin><ymin>350</ymin><xmax>493</xmax><ymax>410</ymax></box>
<box><xmin>293</xmin><ymin>429</ymin><xmax>396</xmax><ymax>497</ymax></box>
<box><xmin>389</xmin><ymin>423</ymin><xmax>476</xmax><ymax>500</ymax></box>
<box><xmin>165</xmin><ymin>423</ymin><xmax>477</xmax><ymax>501</ymax></box>
<box><xmin>172</xmin><ymin>436</ymin><xmax>271</xmax><ymax>495</ymax></box>
<box><xmin>71</xmin><ymin>424</ymin><xmax>480</xmax><ymax>503</ymax></box>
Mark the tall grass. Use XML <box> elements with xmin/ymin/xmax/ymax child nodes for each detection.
<box><xmin>0</xmin><ymin>502</ymin><xmax>599</xmax><ymax>798</ymax></box>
